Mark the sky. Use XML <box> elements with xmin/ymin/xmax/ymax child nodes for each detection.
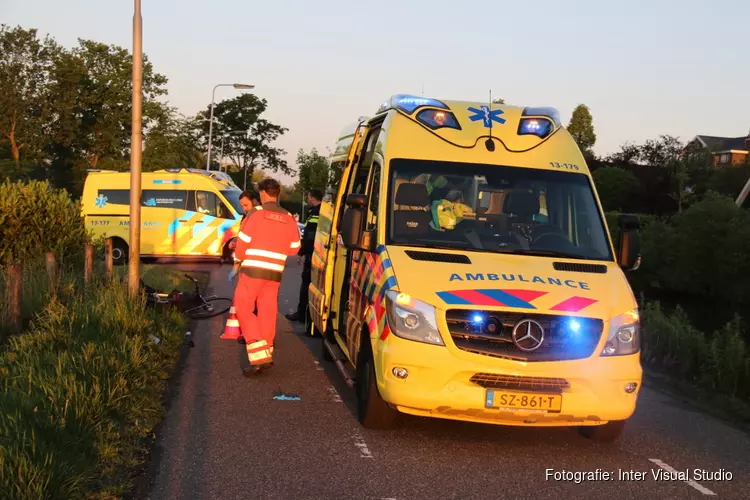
<box><xmin>5</xmin><ymin>0</ymin><xmax>749</xmax><ymax>186</ymax></box>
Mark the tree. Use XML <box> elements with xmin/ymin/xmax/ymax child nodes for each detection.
<box><xmin>70</xmin><ymin>39</ymin><xmax>168</xmax><ymax>168</ymax></box>
<box><xmin>295</xmin><ymin>148</ymin><xmax>330</xmax><ymax>195</ymax></box>
<box><xmin>0</xmin><ymin>25</ymin><xmax>59</xmax><ymax>169</ymax></box>
<box><xmin>142</xmin><ymin>111</ymin><xmax>203</xmax><ymax>172</ymax></box>
<box><xmin>492</xmin><ymin>97</ymin><xmax>505</xmax><ymax>104</ymax></box>
<box><xmin>567</xmin><ymin>104</ymin><xmax>596</xmax><ymax>158</ymax></box>
<box><xmin>196</xmin><ymin>94</ymin><xmax>290</xmax><ymax>189</ymax></box>
<box><xmin>592</xmin><ymin>166</ymin><xmax>640</xmax><ymax>212</ymax></box>
<box><xmin>604</xmin><ymin>142</ymin><xmax>641</xmax><ymax>165</ymax></box>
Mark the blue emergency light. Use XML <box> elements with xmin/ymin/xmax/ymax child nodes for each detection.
<box><xmin>518</xmin><ymin>118</ymin><xmax>554</xmax><ymax>138</ymax></box>
<box><xmin>378</xmin><ymin>94</ymin><xmax>449</xmax><ymax>115</ymax></box>
<box><xmin>522</xmin><ymin>106</ymin><xmax>561</xmax><ymax>126</ymax></box>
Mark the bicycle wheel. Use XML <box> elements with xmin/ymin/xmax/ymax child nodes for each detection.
<box><xmin>186</xmin><ymin>297</ymin><xmax>233</xmax><ymax>319</ymax></box>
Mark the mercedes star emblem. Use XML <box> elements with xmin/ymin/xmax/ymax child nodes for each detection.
<box><xmin>511</xmin><ymin>319</ymin><xmax>545</xmax><ymax>352</ymax></box>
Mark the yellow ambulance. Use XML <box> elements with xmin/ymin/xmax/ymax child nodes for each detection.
<box><xmin>81</xmin><ymin>168</ymin><xmax>245</xmax><ymax>264</ymax></box>
<box><xmin>310</xmin><ymin>95</ymin><xmax>643</xmax><ymax>442</ymax></box>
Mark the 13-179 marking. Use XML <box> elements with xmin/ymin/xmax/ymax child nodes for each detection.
<box><xmin>550</xmin><ymin>162</ymin><xmax>580</xmax><ymax>171</ymax></box>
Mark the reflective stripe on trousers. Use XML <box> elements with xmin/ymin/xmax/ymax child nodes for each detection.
<box><xmin>246</xmin><ymin>340</ymin><xmax>272</xmax><ymax>365</ymax></box>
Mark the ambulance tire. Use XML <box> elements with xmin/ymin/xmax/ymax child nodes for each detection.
<box><xmin>111</xmin><ymin>239</ymin><xmax>128</xmax><ymax>266</ymax></box>
<box><xmin>221</xmin><ymin>241</ymin><xmax>235</xmax><ymax>264</ymax></box>
<box><xmin>356</xmin><ymin>341</ymin><xmax>399</xmax><ymax>430</ymax></box>
<box><xmin>577</xmin><ymin>420</ymin><xmax>626</xmax><ymax>442</ymax></box>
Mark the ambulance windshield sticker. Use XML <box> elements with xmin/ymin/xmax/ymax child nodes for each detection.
<box><xmin>468</xmin><ymin>106</ymin><xmax>506</xmax><ymax>128</ymax></box>
<box><xmin>95</xmin><ymin>194</ymin><xmax>108</xmax><ymax>208</ymax></box>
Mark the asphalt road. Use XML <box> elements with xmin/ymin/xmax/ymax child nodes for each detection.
<box><xmin>138</xmin><ymin>259</ymin><xmax>750</xmax><ymax>500</ymax></box>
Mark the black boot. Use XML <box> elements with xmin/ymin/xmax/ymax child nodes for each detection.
<box><xmin>242</xmin><ymin>361</ymin><xmax>273</xmax><ymax>378</ymax></box>
<box><xmin>242</xmin><ymin>365</ymin><xmax>262</xmax><ymax>377</ymax></box>
<box><xmin>285</xmin><ymin>311</ymin><xmax>301</xmax><ymax>322</ymax></box>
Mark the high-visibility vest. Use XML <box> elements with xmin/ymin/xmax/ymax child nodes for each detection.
<box><xmin>233</xmin><ymin>202</ymin><xmax>301</xmax><ymax>282</ymax></box>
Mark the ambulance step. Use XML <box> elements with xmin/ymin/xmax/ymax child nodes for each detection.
<box><xmin>323</xmin><ymin>339</ymin><xmax>355</xmax><ymax>389</ymax></box>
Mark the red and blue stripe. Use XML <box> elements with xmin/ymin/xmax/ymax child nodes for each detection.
<box><xmin>436</xmin><ymin>289</ymin><xmax>598</xmax><ymax>312</ymax></box>
<box><xmin>436</xmin><ymin>289</ymin><xmax>547</xmax><ymax>309</ymax></box>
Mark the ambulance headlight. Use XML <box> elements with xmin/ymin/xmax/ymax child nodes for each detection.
<box><xmin>385</xmin><ymin>291</ymin><xmax>444</xmax><ymax>346</ymax></box>
<box><xmin>601</xmin><ymin>309</ymin><xmax>640</xmax><ymax>356</ymax></box>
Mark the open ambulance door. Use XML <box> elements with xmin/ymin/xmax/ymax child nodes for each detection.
<box><xmin>309</xmin><ymin>122</ymin><xmax>371</xmax><ymax>336</ymax></box>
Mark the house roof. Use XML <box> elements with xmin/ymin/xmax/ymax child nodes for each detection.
<box><xmin>695</xmin><ymin>135</ymin><xmax>749</xmax><ymax>152</ymax></box>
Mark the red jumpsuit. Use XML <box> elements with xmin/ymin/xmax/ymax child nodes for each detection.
<box><xmin>232</xmin><ymin>202</ymin><xmax>301</xmax><ymax>369</ymax></box>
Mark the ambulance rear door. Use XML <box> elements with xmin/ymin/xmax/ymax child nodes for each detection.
<box><xmin>310</xmin><ymin>122</ymin><xmax>370</xmax><ymax>335</ymax></box>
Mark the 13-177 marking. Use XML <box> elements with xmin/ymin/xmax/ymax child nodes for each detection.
<box><xmin>550</xmin><ymin>162</ymin><xmax>580</xmax><ymax>171</ymax></box>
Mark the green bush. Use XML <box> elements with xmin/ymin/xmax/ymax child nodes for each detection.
<box><xmin>641</xmin><ymin>300</ymin><xmax>750</xmax><ymax>400</ymax></box>
<box><xmin>637</xmin><ymin>193</ymin><xmax>750</xmax><ymax>306</ymax></box>
<box><xmin>594</xmin><ymin>166</ymin><xmax>641</xmax><ymax>212</ymax></box>
<box><xmin>0</xmin><ymin>268</ymin><xmax>187</xmax><ymax>499</ymax></box>
<box><xmin>0</xmin><ymin>180</ymin><xmax>89</xmax><ymax>266</ymax></box>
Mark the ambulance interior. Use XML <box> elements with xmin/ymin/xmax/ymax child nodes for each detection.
<box><xmin>388</xmin><ymin>160</ymin><xmax>612</xmax><ymax>261</ymax></box>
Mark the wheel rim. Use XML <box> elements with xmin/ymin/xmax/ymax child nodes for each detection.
<box><xmin>112</xmin><ymin>248</ymin><xmax>124</xmax><ymax>261</ymax></box>
<box><xmin>188</xmin><ymin>298</ymin><xmax>232</xmax><ymax>318</ymax></box>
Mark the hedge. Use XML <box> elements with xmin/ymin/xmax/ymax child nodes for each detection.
<box><xmin>0</xmin><ymin>180</ymin><xmax>89</xmax><ymax>267</ymax></box>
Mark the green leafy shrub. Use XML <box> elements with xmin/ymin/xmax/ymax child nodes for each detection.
<box><xmin>593</xmin><ymin>166</ymin><xmax>641</xmax><ymax>212</ymax></box>
<box><xmin>0</xmin><ymin>179</ymin><xmax>89</xmax><ymax>266</ymax></box>
<box><xmin>0</xmin><ymin>269</ymin><xmax>186</xmax><ymax>499</ymax></box>
<box><xmin>641</xmin><ymin>300</ymin><xmax>750</xmax><ymax>400</ymax></box>
<box><xmin>637</xmin><ymin>193</ymin><xmax>750</xmax><ymax>306</ymax></box>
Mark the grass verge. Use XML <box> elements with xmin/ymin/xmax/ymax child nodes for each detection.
<box><xmin>640</xmin><ymin>300</ymin><xmax>750</xmax><ymax>433</ymax></box>
<box><xmin>0</xmin><ymin>263</ymin><xmax>205</xmax><ymax>499</ymax></box>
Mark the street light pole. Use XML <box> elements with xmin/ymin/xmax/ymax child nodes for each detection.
<box><xmin>219</xmin><ymin>137</ymin><xmax>224</xmax><ymax>172</ymax></box>
<box><xmin>128</xmin><ymin>0</ymin><xmax>143</xmax><ymax>298</ymax></box>
<box><xmin>205</xmin><ymin>82</ymin><xmax>254</xmax><ymax>171</ymax></box>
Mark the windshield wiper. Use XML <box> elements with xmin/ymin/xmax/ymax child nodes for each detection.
<box><xmin>494</xmin><ymin>248</ymin><xmax>588</xmax><ymax>260</ymax></box>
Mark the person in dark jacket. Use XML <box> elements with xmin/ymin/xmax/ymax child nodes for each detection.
<box><xmin>285</xmin><ymin>189</ymin><xmax>322</xmax><ymax>323</ymax></box>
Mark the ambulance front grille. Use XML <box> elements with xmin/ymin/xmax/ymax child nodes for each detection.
<box><xmin>470</xmin><ymin>373</ymin><xmax>570</xmax><ymax>393</ymax></box>
<box><xmin>445</xmin><ymin>310</ymin><xmax>604</xmax><ymax>362</ymax></box>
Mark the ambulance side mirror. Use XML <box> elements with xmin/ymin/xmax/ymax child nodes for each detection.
<box><xmin>341</xmin><ymin>193</ymin><xmax>368</xmax><ymax>249</ymax></box>
<box><xmin>617</xmin><ymin>213</ymin><xmax>641</xmax><ymax>271</ymax></box>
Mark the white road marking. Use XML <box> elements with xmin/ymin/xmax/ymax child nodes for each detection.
<box><xmin>327</xmin><ymin>386</ymin><xmax>343</xmax><ymax>403</ymax></box>
<box><xmin>353</xmin><ymin>433</ymin><xmax>374</xmax><ymax>459</ymax></box>
<box><xmin>648</xmin><ymin>459</ymin><xmax>717</xmax><ymax>496</ymax></box>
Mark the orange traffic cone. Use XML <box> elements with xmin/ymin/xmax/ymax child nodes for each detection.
<box><xmin>221</xmin><ymin>305</ymin><xmax>242</xmax><ymax>339</ymax></box>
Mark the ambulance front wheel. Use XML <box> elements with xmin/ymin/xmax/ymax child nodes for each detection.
<box><xmin>111</xmin><ymin>239</ymin><xmax>128</xmax><ymax>266</ymax></box>
<box><xmin>356</xmin><ymin>343</ymin><xmax>399</xmax><ymax>430</ymax></box>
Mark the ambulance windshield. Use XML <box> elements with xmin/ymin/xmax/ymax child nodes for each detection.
<box><xmin>221</xmin><ymin>190</ymin><xmax>244</xmax><ymax>215</ymax></box>
<box><xmin>386</xmin><ymin>159</ymin><xmax>613</xmax><ymax>261</ymax></box>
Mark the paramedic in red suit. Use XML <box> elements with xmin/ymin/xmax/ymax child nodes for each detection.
<box><xmin>229</xmin><ymin>178</ymin><xmax>301</xmax><ymax>376</ymax></box>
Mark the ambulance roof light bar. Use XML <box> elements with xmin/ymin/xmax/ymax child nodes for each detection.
<box><xmin>521</xmin><ymin>106</ymin><xmax>562</xmax><ymax>127</ymax></box>
<box><xmin>377</xmin><ymin>94</ymin><xmax>449</xmax><ymax>115</ymax></box>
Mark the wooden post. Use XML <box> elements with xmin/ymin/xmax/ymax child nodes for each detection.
<box><xmin>84</xmin><ymin>244</ymin><xmax>94</xmax><ymax>284</ymax></box>
<box><xmin>45</xmin><ymin>252</ymin><xmax>57</xmax><ymax>298</ymax></box>
<box><xmin>7</xmin><ymin>264</ymin><xmax>22</xmax><ymax>334</ymax></box>
<box><xmin>105</xmin><ymin>238</ymin><xmax>114</xmax><ymax>280</ymax></box>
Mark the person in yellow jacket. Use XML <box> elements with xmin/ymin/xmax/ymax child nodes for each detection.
<box><xmin>429</xmin><ymin>190</ymin><xmax>474</xmax><ymax>231</ymax></box>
